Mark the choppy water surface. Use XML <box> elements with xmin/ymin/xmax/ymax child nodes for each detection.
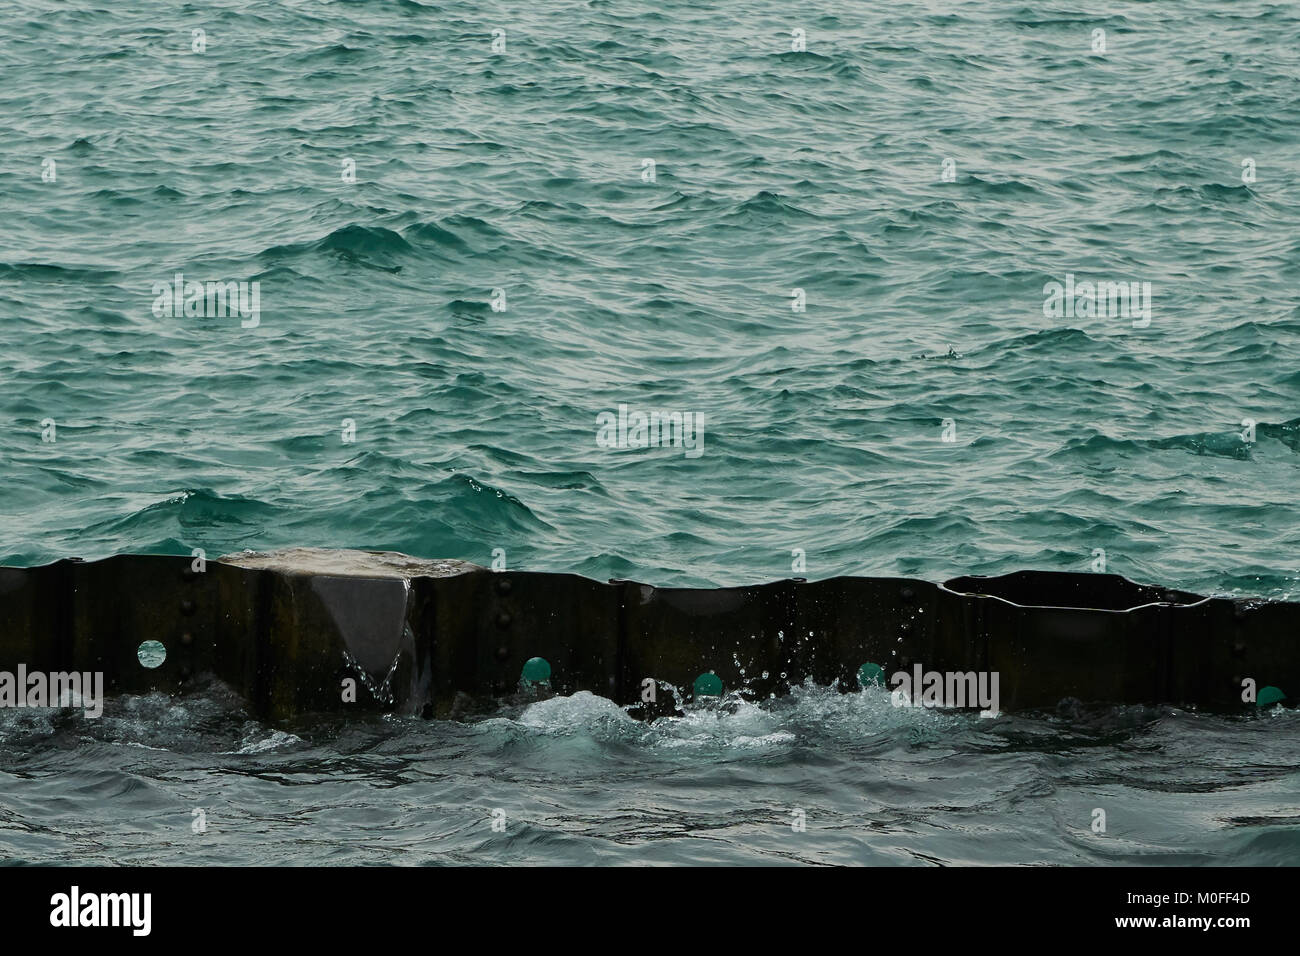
<box><xmin>1</xmin><ymin>0</ymin><xmax>1299</xmax><ymax>863</ymax></box>
<box><xmin>2</xmin><ymin>686</ymin><xmax>1298</xmax><ymax>865</ymax></box>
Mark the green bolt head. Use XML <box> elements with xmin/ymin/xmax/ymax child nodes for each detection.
<box><xmin>857</xmin><ymin>662</ymin><xmax>885</xmax><ymax>688</ymax></box>
<box><xmin>1257</xmin><ymin>685</ymin><xmax>1285</xmax><ymax>707</ymax></box>
<box><xmin>693</xmin><ymin>671</ymin><xmax>723</xmax><ymax>697</ymax></box>
<box><xmin>521</xmin><ymin>657</ymin><xmax>552</xmax><ymax>684</ymax></box>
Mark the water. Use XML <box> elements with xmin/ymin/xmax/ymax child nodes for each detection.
<box><xmin>3</xmin><ymin>685</ymin><xmax>1298</xmax><ymax>865</ymax></box>
<box><xmin>1</xmin><ymin>0</ymin><xmax>1299</xmax><ymax>864</ymax></box>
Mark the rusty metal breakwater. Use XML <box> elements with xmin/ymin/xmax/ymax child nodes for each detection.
<box><xmin>0</xmin><ymin>548</ymin><xmax>1293</xmax><ymax>721</ymax></box>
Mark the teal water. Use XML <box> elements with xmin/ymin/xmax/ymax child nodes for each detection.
<box><xmin>2</xmin><ymin>688</ymin><xmax>1299</xmax><ymax>865</ymax></box>
<box><xmin>2</xmin><ymin>0</ymin><xmax>1299</xmax><ymax>865</ymax></box>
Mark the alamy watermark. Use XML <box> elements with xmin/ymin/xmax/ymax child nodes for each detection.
<box><xmin>889</xmin><ymin>664</ymin><xmax>999</xmax><ymax>716</ymax></box>
<box><xmin>152</xmin><ymin>272</ymin><xmax>260</xmax><ymax>328</ymax></box>
<box><xmin>1043</xmin><ymin>273</ymin><xmax>1151</xmax><ymax>327</ymax></box>
<box><xmin>596</xmin><ymin>404</ymin><xmax>705</xmax><ymax>458</ymax></box>
<box><xmin>50</xmin><ymin>886</ymin><xmax>150</xmax><ymax>935</ymax></box>
<box><xmin>0</xmin><ymin>666</ymin><xmax>103</xmax><ymax>717</ymax></box>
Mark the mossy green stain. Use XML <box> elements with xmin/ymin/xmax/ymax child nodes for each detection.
<box><xmin>1257</xmin><ymin>685</ymin><xmax>1285</xmax><ymax>707</ymax></box>
<box><xmin>521</xmin><ymin>656</ymin><xmax>551</xmax><ymax>683</ymax></box>
<box><xmin>858</xmin><ymin>662</ymin><xmax>885</xmax><ymax>688</ymax></box>
<box><xmin>693</xmin><ymin>671</ymin><xmax>723</xmax><ymax>697</ymax></box>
